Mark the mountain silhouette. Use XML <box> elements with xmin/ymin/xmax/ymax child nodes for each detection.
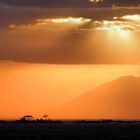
<box><xmin>49</xmin><ymin>76</ymin><xmax>140</xmax><ymax>120</ymax></box>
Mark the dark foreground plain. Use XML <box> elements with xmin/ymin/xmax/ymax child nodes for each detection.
<box><xmin>0</xmin><ymin>122</ymin><xmax>140</xmax><ymax>140</ymax></box>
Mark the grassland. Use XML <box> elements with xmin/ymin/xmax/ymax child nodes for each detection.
<box><xmin>0</xmin><ymin>121</ymin><xmax>140</xmax><ymax>140</ymax></box>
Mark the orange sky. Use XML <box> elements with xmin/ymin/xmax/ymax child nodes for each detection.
<box><xmin>0</xmin><ymin>62</ymin><xmax>140</xmax><ymax>120</ymax></box>
<box><xmin>0</xmin><ymin>6</ymin><xmax>140</xmax><ymax>120</ymax></box>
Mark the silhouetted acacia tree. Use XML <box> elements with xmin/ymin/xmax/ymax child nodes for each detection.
<box><xmin>22</xmin><ymin>115</ymin><xmax>33</xmax><ymax>121</ymax></box>
<box><xmin>43</xmin><ymin>115</ymin><xmax>48</xmax><ymax>120</ymax></box>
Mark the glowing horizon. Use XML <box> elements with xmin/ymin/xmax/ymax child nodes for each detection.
<box><xmin>0</xmin><ymin>61</ymin><xmax>140</xmax><ymax>120</ymax></box>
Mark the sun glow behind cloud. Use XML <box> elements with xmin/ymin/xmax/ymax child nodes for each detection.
<box><xmin>8</xmin><ymin>15</ymin><xmax>140</xmax><ymax>33</ymax></box>
<box><xmin>93</xmin><ymin>20</ymin><xmax>134</xmax><ymax>44</ymax></box>
<box><xmin>3</xmin><ymin>14</ymin><xmax>140</xmax><ymax>64</ymax></box>
<box><xmin>94</xmin><ymin>20</ymin><xmax>135</xmax><ymax>32</ymax></box>
<box><xmin>37</xmin><ymin>17</ymin><xmax>91</xmax><ymax>24</ymax></box>
<box><xmin>121</xmin><ymin>15</ymin><xmax>140</xmax><ymax>22</ymax></box>
<box><xmin>84</xmin><ymin>16</ymin><xmax>140</xmax><ymax>63</ymax></box>
<box><xmin>9</xmin><ymin>17</ymin><xmax>92</xmax><ymax>32</ymax></box>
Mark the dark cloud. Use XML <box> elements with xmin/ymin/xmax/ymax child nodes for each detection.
<box><xmin>0</xmin><ymin>0</ymin><xmax>140</xmax><ymax>8</ymax></box>
<box><xmin>1</xmin><ymin>5</ymin><xmax>140</xmax><ymax>29</ymax></box>
<box><xmin>0</xmin><ymin>3</ymin><xmax>140</xmax><ymax>64</ymax></box>
<box><xmin>1</xmin><ymin>0</ymin><xmax>99</xmax><ymax>8</ymax></box>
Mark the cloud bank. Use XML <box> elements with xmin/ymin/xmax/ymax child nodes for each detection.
<box><xmin>0</xmin><ymin>0</ymin><xmax>140</xmax><ymax>8</ymax></box>
<box><xmin>0</xmin><ymin>5</ymin><xmax>140</xmax><ymax>64</ymax></box>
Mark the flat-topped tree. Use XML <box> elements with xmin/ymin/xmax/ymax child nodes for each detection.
<box><xmin>22</xmin><ymin>115</ymin><xmax>33</xmax><ymax>121</ymax></box>
<box><xmin>43</xmin><ymin>115</ymin><xmax>48</xmax><ymax>120</ymax></box>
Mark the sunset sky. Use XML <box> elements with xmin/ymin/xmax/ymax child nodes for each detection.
<box><xmin>0</xmin><ymin>0</ymin><xmax>140</xmax><ymax>120</ymax></box>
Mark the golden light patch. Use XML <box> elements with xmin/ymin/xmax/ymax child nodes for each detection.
<box><xmin>94</xmin><ymin>20</ymin><xmax>135</xmax><ymax>32</ymax></box>
<box><xmin>89</xmin><ymin>0</ymin><xmax>103</xmax><ymax>3</ymax></box>
<box><xmin>37</xmin><ymin>17</ymin><xmax>91</xmax><ymax>24</ymax></box>
<box><xmin>8</xmin><ymin>17</ymin><xmax>91</xmax><ymax>32</ymax></box>
<box><xmin>122</xmin><ymin>15</ymin><xmax>140</xmax><ymax>22</ymax></box>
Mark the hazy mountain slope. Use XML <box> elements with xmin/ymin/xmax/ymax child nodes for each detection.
<box><xmin>49</xmin><ymin>76</ymin><xmax>140</xmax><ymax>119</ymax></box>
